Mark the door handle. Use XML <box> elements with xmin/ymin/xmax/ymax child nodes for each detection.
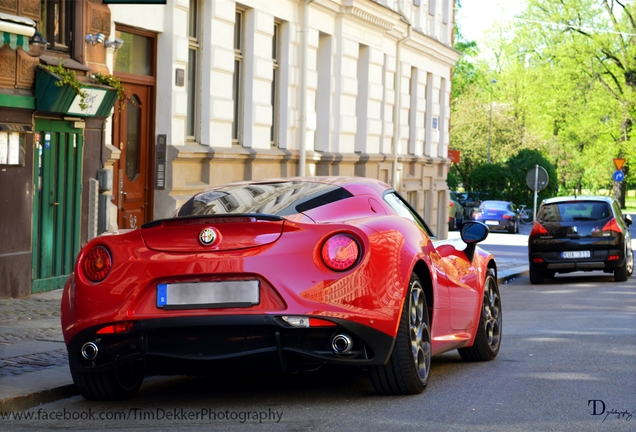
<box><xmin>51</xmin><ymin>202</ymin><xmax>59</xmax><ymax>206</ymax></box>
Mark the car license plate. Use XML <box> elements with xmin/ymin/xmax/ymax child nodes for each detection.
<box><xmin>157</xmin><ymin>280</ymin><xmax>260</xmax><ymax>309</ymax></box>
<box><xmin>561</xmin><ymin>251</ymin><xmax>590</xmax><ymax>259</ymax></box>
<box><xmin>485</xmin><ymin>220</ymin><xmax>499</xmax><ymax>225</ymax></box>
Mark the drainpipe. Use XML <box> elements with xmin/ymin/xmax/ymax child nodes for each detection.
<box><xmin>299</xmin><ymin>0</ymin><xmax>313</xmax><ymax>177</ymax></box>
<box><xmin>391</xmin><ymin>4</ymin><xmax>412</xmax><ymax>189</ymax></box>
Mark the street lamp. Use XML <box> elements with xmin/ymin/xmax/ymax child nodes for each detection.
<box><xmin>487</xmin><ymin>78</ymin><xmax>497</xmax><ymax>164</ymax></box>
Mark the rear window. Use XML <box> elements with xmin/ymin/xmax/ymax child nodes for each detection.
<box><xmin>176</xmin><ymin>182</ymin><xmax>353</xmax><ymax>217</ymax></box>
<box><xmin>480</xmin><ymin>201</ymin><xmax>511</xmax><ymax>211</ymax></box>
<box><xmin>537</xmin><ymin>201</ymin><xmax>612</xmax><ymax>222</ymax></box>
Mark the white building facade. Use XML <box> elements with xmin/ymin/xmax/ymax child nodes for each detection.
<box><xmin>105</xmin><ymin>0</ymin><xmax>459</xmax><ymax>237</ymax></box>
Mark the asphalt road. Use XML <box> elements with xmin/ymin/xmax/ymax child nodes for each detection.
<box><xmin>2</xmin><ymin>229</ymin><xmax>635</xmax><ymax>431</ymax></box>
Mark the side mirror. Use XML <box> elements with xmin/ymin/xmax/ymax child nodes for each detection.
<box><xmin>460</xmin><ymin>221</ymin><xmax>489</xmax><ymax>260</ymax></box>
<box><xmin>625</xmin><ymin>214</ymin><xmax>632</xmax><ymax>226</ymax></box>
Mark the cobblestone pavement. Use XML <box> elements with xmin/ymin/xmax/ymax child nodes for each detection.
<box><xmin>0</xmin><ymin>292</ymin><xmax>63</xmax><ymax>345</ymax></box>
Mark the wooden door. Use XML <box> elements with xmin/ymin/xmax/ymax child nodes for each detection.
<box><xmin>32</xmin><ymin>119</ymin><xmax>83</xmax><ymax>292</ymax></box>
<box><xmin>112</xmin><ymin>83</ymin><xmax>151</xmax><ymax>229</ymax></box>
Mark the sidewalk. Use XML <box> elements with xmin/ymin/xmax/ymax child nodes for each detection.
<box><xmin>0</xmin><ymin>259</ymin><xmax>528</xmax><ymax>412</ymax></box>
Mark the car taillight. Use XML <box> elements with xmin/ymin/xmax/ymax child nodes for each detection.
<box><xmin>96</xmin><ymin>322</ymin><xmax>134</xmax><ymax>334</ymax></box>
<box><xmin>530</xmin><ymin>221</ymin><xmax>548</xmax><ymax>236</ymax></box>
<box><xmin>601</xmin><ymin>218</ymin><xmax>622</xmax><ymax>233</ymax></box>
<box><xmin>321</xmin><ymin>234</ymin><xmax>360</xmax><ymax>271</ymax></box>
<box><xmin>503</xmin><ymin>214</ymin><xmax>513</xmax><ymax>219</ymax></box>
<box><xmin>82</xmin><ymin>245</ymin><xmax>112</xmax><ymax>282</ymax></box>
<box><xmin>449</xmin><ymin>201</ymin><xmax>454</xmax><ymax>207</ymax></box>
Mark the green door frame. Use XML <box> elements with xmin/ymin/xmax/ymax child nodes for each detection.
<box><xmin>32</xmin><ymin>119</ymin><xmax>84</xmax><ymax>293</ymax></box>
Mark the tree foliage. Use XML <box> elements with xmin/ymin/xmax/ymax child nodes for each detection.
<box><xmin>450</xmin><ymin>0</ymin><xmax>636</xmax><ymax>207</ymax></box>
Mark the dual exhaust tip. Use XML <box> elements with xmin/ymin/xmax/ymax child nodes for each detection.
<box><xmin>82</xmin><ymin>334</ymin><xmax>354</xmax><ymax>359</ymax></box>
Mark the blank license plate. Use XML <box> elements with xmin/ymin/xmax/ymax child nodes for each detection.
<box><xmin>157</xmin><ymin>280</ymin><xmax>260</xmax><ymax>309</ymax></box>
<box><xmin>561</xmin><ymin>251</ymin><xmax>590</xmax><ymax>259</ymax></box>
<box><xmin>485</xmin><ymin>220</ymin><xmax>499</xmax><ymax>225</ymax></box>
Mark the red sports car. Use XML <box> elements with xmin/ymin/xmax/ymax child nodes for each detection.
<box><xmin>61</xmin><ymin>177</ymin><xmax>502</xmax><ymax>400</ymax></box>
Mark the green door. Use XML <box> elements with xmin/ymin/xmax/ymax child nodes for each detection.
<box><xmin>32</xmin><ymin>119</ymin><xmax>84</xmax><ymax>293</ymax></box>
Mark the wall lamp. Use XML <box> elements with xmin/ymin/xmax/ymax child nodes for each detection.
<box><xmin>85</xmin><ymin>33</ymin><xmax>105</xmax><ymax>45</ymax></box>
<box><xmin>27</xmin><ymin>29</ymin><xmax>47</xmax><ymax>57</ymax></box>
<box><xmin>104</xmin><ymin>38</ymin><xmax>124</xmax><ymax>50</ymax></box>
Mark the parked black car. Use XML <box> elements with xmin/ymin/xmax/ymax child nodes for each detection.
<box><xmin>454</xmin><ymin>191</ymin><xmax>483</xmax><ymax>219</ymax></box>
<box><xmin>528</xmin><ymin>196</ymin><xmax>634</xmax><ymax>284</ymax></box>
<box><xmin>471</xmin><ymin>200</ymin><xmax>519</xmax><ymax>234</ymax></box>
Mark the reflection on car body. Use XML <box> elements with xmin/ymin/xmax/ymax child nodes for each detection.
<box><xmin>62</xmin><ymin>176</ymin><xmax>501</xmax><ymax>400</ymax></box>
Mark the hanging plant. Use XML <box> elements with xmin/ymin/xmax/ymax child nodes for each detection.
<box><xmin>92</xmin><ymin>73</ymin><xmax>128</xmax><ymax>112</ymax></box>
<box><xmin>44</xmin><ymin>63</ymin><xmax>89</xmax><ymax>110</ymax></box>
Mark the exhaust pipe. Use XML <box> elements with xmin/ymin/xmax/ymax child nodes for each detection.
<box><xmin>81</xmin><ymin>342</ymin><xmax>99</xmax><ymax>360</ymax></box>
<box><xmin>331</xmin><ymin>334</ymin><xmax>353</xmax><ymax>355</ymax></box>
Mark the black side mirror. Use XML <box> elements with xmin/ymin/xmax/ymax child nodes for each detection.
<box><xmin>460</xmin><ymin>221</ymin><xmax>489</xmax><ymax>260</ymax></box>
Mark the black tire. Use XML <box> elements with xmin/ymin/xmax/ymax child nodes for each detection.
<box><xmin>515</xmin><ymin>222</ymin><xmax>519</xmax><ymax>234</ymax></box>
<box><xmin>370</xmin><ymin>273</ymin><xmax>431</xmax><ymax>395</ymax></box>
<box><xmin>507</xmin><ymin>225</ymin><xmax>515</xmax><ymax>234</ymax></box>
<box><xmin>448</xmin><ymin>218</ymin><xmax>456</xmax><ymax>232</ymax></box>
<box><xmin>529</xmin><ymin>268</ymin><xmax>544</xmax><ymax>285</ymax></box>
<box><xmin>458</xmin><ymin>269</ymin><xmax>502</xmax><ymax>361</ymax></box>
<box><xmin>627</xmin><ymin>249</ymin><xmax>634</xmax><ymax>277</ymax></box>
<box><xmin>70</xmin><ymin>358</ymin><xmax>144</xmax><ymax>401</ymax></box>
<box><xmin>615</xmin><ymin>257</ymin><xmax>629</xmax><ymax>282</ymax></box>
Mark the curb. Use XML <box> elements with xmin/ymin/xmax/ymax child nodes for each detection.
<box><xmin>0</xmin><ymin>384</ymin><xmax>78</xmax><ymax>413</ymax></box>
<box><xmin>498</xmin><ymin>267</ymin><xmax>529</xmax><ymax>285</ymax></box>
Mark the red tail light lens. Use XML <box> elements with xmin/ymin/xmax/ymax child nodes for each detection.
<box><xmin>530</xmin><ymin>222</ymin><xmax>548</xmax><ymax>236</ymax></box>
<box><xmin>503</xmin><ymin>214</ymin><xmax>513</xmax><ymax>219</ymax></box>
<box><xmin>321</xmin><ymin>234</ymin><xmax>360</xmax><ymax>271</ymax></box>
<box><xmin>308</xmin><ymin>318</ymin><xmax>338</xmax><ymax>327</ymax></box>
<box><xmin>83</xmin><ymin>245</ymin><xmax>112</xmax><ymax>282</ymax></box>
<box><xmin>449</xmin><ymin>201</ymin><xmax>454</xmax><ymax>207</ymax></box>
<box><xmin>601</xmin><ymin>218</ymin><xmax>622</xmax><ymax>233</ymax></box>
<box><xmin>96</xmin><ymin>322</ymin><xmax>134</xmax><ymax>334</ymax></box>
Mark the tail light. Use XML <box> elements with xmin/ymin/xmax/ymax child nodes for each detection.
<box><xmin>503</xmin><ymin>214</ymin><xmax>513</xmax><ymax>219</ymax></box>
<box><xmin>601</xmin><ymin>218</ymin><xmax>622</xmax><ymax>233</ymax></box>
<box><xmin>82</xmin><ymin>245</ymin><xmax>112</xmax><ymax>282</ymax></box>
<box><xmin>530</xmin><ymin>221</ymin><xmax>548</xmax><ymax>236</ymax></box>
<box><xmin>449</xmin><ymin>201</ymin><xmax>454</xmax><ymax>207</ymax></box>
<box><xmin>321</xmin><ymin>234</ymin><xmax>360</xmax><ymax>271</ymax></box>
<box><xmin>96</xmin><ymin>322</ymin><xmax>134</xmax><ymax>334</ymax></box>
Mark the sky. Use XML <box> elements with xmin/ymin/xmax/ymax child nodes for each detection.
<box><xmin>455</xmin><ymin>0</ymin><xmax>527</xmax><ymax>46</ymax></box>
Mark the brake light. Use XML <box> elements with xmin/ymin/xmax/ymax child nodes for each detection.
<box><xmin>321</xmin><ymin>234</ymin><xmax>360</xmax><ymax>271</ymax></box>
<box><xmin>82</xmin><ymin>245</ymin><xmax>112</xmax><ymax>282</ymax></box>
<box><xmin>601</xmin><ymin>218</ymin><xmax>622</xmax><ymax>233</ymax></box>
<box><xmin>533</xmin><ymin>258</ymin><xmax>545</xmax><ymax>263</ymax></box>
<box><xmin>449</xmin><ymin>201</ymin><xmax>454</xmax><ymax>207</ymax></box>
<box><xmin>503</xmin><ymin>214</ymin><xmax>513</xmax><ymax>219</ymax></box>
<box><xmin>96</xmin><ymin>322</ymin><xmax>134</xmax><ymax>334</ymax></box>
<box><xmin>309</xmin><ymin>318</ymin><xmax>338</xmax><ymax>327</ymax></box>
<box><xmin>530</xmin><ymin>222</ymin><xmax>548</xmax><ymax>236</ymax></box>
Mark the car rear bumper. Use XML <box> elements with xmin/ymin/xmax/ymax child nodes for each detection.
<box><xmin>66</xmin><ymin>315</ymin><xmax>395</xmax><ymax>376</ymax></box>
<box><xmin>529</xmin><ymin>248</ymin><xmax>625</xmax><ymax>272</ymax></box>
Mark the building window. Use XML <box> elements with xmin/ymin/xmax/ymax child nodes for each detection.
<box><xmin>271</xmin><ymin>22</ymin><xmax>280</xmax><ymax>146</ymax></box>
<box><xmin>187</xmin><ymin>0</ymin><xmax>199</xmax><ymax>140</ymax></box>
<box><xmin>40</xmin><ymin>0</ymin><xmax>73</xmax><ymax>53</ymax></box>
<box><xmin>233</xmin><ymin>10</ymin><xmax>244</xmax><ymax>145</ymax></box>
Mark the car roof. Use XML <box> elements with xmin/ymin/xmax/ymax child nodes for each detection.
<box><xmin>542</xmin><ymin>196</ymin><xmax>614</xmax><ymax>205</ymax></box>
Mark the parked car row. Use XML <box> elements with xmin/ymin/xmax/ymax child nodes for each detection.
<box><xmin>451</xmin><ymin>192</ymin><xmax>634</xmax><ymax>285</ymax></box>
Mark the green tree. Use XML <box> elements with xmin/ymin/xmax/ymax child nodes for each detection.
<box><xmin>466</xmin><ymin>163</ymin><xmax>509</xmax><ymax>200</ymax></box>
<box><xmin>506</xmin><ymin>149</ymin><xmax>558</xmax><ymax>206</ymax></box>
